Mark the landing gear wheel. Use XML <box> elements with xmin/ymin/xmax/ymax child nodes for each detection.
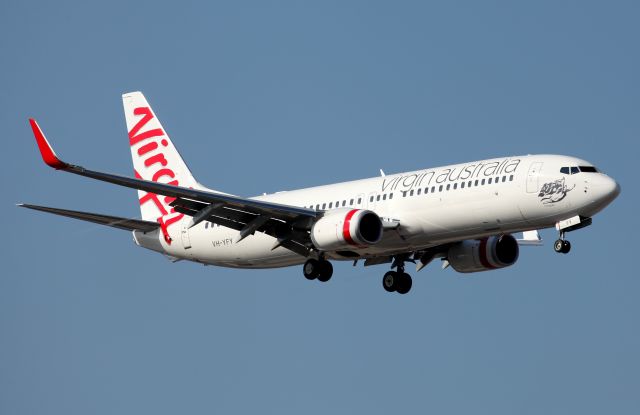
<box><xmin>303</xmin><ymin>259</ymin><xmax>320</xmax><ymax>280</ymax></box>
<box><xmin>382</xmin><ymin>271</ymin><xmax>397</xmax><ymax>292</ymax></box>
<box><xmin>396</xmin><ymin>273</ymin><xmax>413</xmax><ymax>295</ymax></box>
<box><xmin>554</xmin><ymin>239</ymin><xmax>564</xmax><ymax>253</ymax></box>
<box><xmin>554</xmin><ymin>239</ymin><xmax>572</xmax><ymax>254</ymax></box>
<box><xmin>317</xmin><ymin>261</ymin><xmax>333</xmax><ymax>282</ymax></box>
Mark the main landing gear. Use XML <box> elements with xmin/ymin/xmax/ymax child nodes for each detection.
<box><xmin>382</xmin><ymin>257</ymin><xmax>413</xmax><ymax>294</ymax></box>
<box><xmin>554</xmin><ymin>231</ymin><xmax>571</xmax><ymax>254</ymax></box>
<box><xmin>303</xmin><ymin>258</ymin><xmax>333</xmax><ymax>282</ymax></box>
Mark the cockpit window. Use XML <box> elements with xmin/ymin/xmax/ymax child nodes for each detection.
<box><xmin>560</xmin><ymin>165</ymin><xmax>599</xmax><ymax>174</ymax></box>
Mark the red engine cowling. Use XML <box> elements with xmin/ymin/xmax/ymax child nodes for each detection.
<box><xmin>310</xmin><ymin>208</ymin><xmax>383</xmax><ymax>251</ymax></box>
<box><xmin>447</xmin><ymin>234</ymin><xmax>519</xmax><ymax>273</ymax></box>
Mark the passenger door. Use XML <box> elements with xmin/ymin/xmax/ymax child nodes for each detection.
<box><xmin>526</xmin><ymin>162</ymin><xmax>543</xmax><ymax>193</ymax></box>
<box><xmin>181</xmin><ymin>220</ymin><xmax>192</xmax><ymax>249</ymax></box>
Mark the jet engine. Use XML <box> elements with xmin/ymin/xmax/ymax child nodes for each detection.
<box><xmin>447</xmin><ymin>234</ymin><xmax>519</xmax><ymax>273</ymax></box>
<box><xmin>310</xmin><ymin>208</ymin><xmax>383</xmax><ymax>251</ymax></box>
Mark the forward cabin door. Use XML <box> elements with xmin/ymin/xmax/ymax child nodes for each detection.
<box><xmin>526</xmin><ymin>162</ymin><xmax>543</xmax><ymax>193</ymax></box>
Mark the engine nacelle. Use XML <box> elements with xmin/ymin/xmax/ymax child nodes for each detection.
<box><xmin>310</xmin><ymin>208</ymin><xmax>383</xmax><ymax>251</ymax></box>
<box><xmin>448</xmin><ymin>234</ymin><xmax>519</xmax><ymax>273</ymax></box>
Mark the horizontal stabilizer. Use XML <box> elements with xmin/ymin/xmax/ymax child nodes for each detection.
<box><xmin>18</xmin><ymin>203</ymin><xmax>159</xmax><ymax>232</ymax></box>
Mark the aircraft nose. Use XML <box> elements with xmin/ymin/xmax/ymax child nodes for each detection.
<box><xmin>600</xmin><ymin>175</ymin><xmax>621</xmax><ymax>204</ymax></box>
<box><xmin>612</xmin><ymin>180</ymin><xmax>621</xmax><ymax>199</ymax></box>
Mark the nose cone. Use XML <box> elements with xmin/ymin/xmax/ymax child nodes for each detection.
<box><xmin>599</xmin><ymin>175</ymin><xmax>621</xmax><ymax>206</ymax></box>
<box><xmin>612</xmin><ymin>180</ymin><xmax>621</xmax><ymax>199</ymax></box>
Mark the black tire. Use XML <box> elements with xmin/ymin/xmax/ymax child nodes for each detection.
<box><xmin>303</xmin><ymin>259</ymin><xmax>319</xmax><ymax>280</ymax></box>
<box><xmin>382</xmin><ymin>271</ymin><xmax>397</xmax><ymax>292</ymax></box>
<box><xmin>396</xmin><ymin>273</ymin><xmax>413</xmax><ymax>295</ymax></box>
<box><xmin>554</xmin><ymin>239</ymin><xmax>564</xmax><ymax>253</ymax></box>
<box><xmin>317</xmin><ymin>260</ymin><xmax>333</xmax><ymax>282</ymax></box>
<box><xmin>562</xmin><ymin>240</ymin><xmax>571</xmax><ymax>254</ymax></box>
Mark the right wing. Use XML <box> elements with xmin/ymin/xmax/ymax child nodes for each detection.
<box><xmin>28</xmin><ymin>119</ymin><xmax>318</xmax><ymax>256</ymax></box>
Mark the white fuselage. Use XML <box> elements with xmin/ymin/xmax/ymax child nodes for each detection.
<box><xmin>134</xmin><ymin>154</ymin><xmax>619</xmax><ymax>268</ymax></box>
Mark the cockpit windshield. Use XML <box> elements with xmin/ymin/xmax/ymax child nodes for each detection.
<box><xmin>560</xmin><ymin>166</ymin><xmax>599</xmax><ymax>174</ymax></box>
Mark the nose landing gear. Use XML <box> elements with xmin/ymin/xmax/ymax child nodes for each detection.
<box><xmin>554</xmin><ymin>231</ymin><xmax>571</xmax><ymax>254</ymax></box>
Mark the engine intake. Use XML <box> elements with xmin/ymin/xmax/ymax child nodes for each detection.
<box><xmin>448</xmin><ymin>234</ymin><xmax>519</xmax><ymax>273</ymax></box>
<box><xmin>311</xmin><ymin>208</ymin><xmax>383</xmax><ymax>251</ymax></box>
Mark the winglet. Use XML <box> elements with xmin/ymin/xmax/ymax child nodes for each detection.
<box><xmin>28</xmin><ymin>118</ymin><xmax>68</xmax><ymax>169</ymax></box>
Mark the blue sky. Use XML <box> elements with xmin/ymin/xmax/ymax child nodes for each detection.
<box><xmin>1</xmin><ymin>1</ymin><xmax>638</xmax><ymax>414</ymax></box>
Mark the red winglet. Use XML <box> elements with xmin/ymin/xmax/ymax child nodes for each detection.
<box><xmin>29</xmin><ymin>118</ymin><xmax>68</xmax><ymax>169</ymax></box>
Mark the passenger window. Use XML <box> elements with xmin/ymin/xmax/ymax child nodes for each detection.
<box><xmin>409</xmin><ymin>190</ymin><xmax>414</xmax><ymax>196</ymax></box>
<box><xmin>509</xmin><ymin>175</ymin><xmax>514</xmax><ymax>181</ymax></box>
<box><xmin>370</xmin><ymin>196</ymin><xmax>374</xmax><ymax>202</ymax></box>
<box><xmin>376</xmin><ymin>195</ymin><xmax>381</xmax><ymax>201</ymax></box>
<box><xmin>328</xmin><ymin>202</ymin><xmax>332</xmax><ymax>208</ymax></box>
<box><xmin>417</xmin><ymin>188</ymin><xmax>421</xmax><ymax>195</ymax></box>
<box><xmin>502</xmin><ymin>176</ymin><xmax>506</xmax><ymax>182</ymax></box>
<box><xmin>316</xmin><ymin>204</ymin><xmax>320</xmax><ymax>210</ymax></box>
<box><xmin>322</xmin><ymin>203</ymin><xmax>326</xmax><ymax>209</ymax></box>
<box><xmin>439</xmin><ymin>185</ymin><xmax>443</xmax><ymax>192</ymax></box>
<box><xmin>446</xmin><ymin>184</ymin><xmax>451</xmax><ymax>191</ymax></box>
<box><xmin>453</xmin><ymin>183</ymin><xmax>457</xmax><ymax>189</ymax></box>
<box><xmin>571</xmin><ymin>166</ymin><xmax>580</xmax><ymax>174</ymax></box>
<box><xmin>488</xmin><ymin>178</ymin><xmax>492</xmax><ymax>184</ymax></box>
<box><xmin>475</xmin><ymin>180</ymin><xmax>479</xmax><ymax>186</ymax></box>
<box><xmin>382</xmin><ymin>194</ymin><xmax>387</xmax><ymax>200</ymax></box>
<box><xmin>431</xmin><ymin>186</ymin><xmax>436</xmax><ymax>193</ymax></box>
<box><xmin>342</xmin><ymin>200</ymin><xmax>346</xmax><ymax>206</ymax></box>
<box><xmin>357</xmin><ymin>198</ymin><xmax>362</xmax><ymax>204</ymax></box>
<box><xmin>461</xmin><ymin>182</ymin><xmax>465</xmax><ymax>188</ymax></box>
<box><xmin>389</xmin><ymin>193</ymin><xmax>394</xmax><ymax>199</ymax></box>
<box><xmin>350</xmin><ymin>199</ymin><xmax>354</xmax><ymax>205</ymax></box>
<box><xmin>481</xmin><ymin>179</ymin><xmax>485</xmax><ymax>185</ymax></box>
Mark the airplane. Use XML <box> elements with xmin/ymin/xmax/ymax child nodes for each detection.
<box><xmin>20</xmin><ymin>92</ymin><xmax>621</xmax><ymax>294</ymax></box>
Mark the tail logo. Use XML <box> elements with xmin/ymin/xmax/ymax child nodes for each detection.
<box><xmin>129</xmin><ymin>106</ymin><xmax>183</xmax><ymax>244</ymax></box>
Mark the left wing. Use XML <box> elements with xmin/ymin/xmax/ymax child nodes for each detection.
<box><xmin>28</xmin><ymin>119</ymin><xmax>318</xmax><ymax>256</ymax></box>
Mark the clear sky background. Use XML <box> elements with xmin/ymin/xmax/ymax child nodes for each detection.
<box><xmin>1</xmin><ymin>1</ymin><xmax>638</xmax><ymax>414</ymax></box>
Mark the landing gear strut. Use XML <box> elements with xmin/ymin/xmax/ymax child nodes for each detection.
<box><xmin>382</xmin><ymin>257</ymin><xmax>413</xmax><ymax>294</ymax></box>
<box><xmin>303</xmin><ymin>258</ymin><xmax>333</xmax><ymax>282</ymax></box>
<box><xmin>554</xmin><ymin>231</ymin><xmax>571</xmax><ymax>254</ymax></box>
